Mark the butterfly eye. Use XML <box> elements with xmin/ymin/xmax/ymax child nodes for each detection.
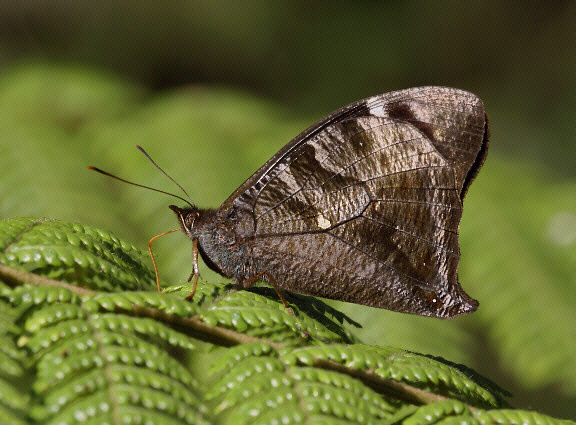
<box><xmin>184</xmin><ymin>210</ymin><xmax>199</xmax><ymax>231</ymax></box>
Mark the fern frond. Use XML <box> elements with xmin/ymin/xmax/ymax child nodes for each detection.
<box><xmin>35</xmin><ymin>390</ymin><xmax>209</xmax><ymax>425</ymax></box>
<box><xmin>1</xmin><ymin>217</ymin><xmax>574</xmax><ymax>425</ymax></box>
<box><xmin>404</xmin><ymin>400</ymin><xmax>470</xmax><ymax>425</ymax></box>
<box><xmin>281</xmin><ymin>343</ymin><xmax>403</xmax><ymax>369</ymax></box>
<box><xmin>10</xmin><ymin>284</ymin><xmax>81</xmax><ymax>307</ymax></box>
<box><xmin>89</xmin><ymin>313</ymin><xmax>197</xmax><ymax>351</ymax></box>
<box><xmin>199</xmin><ymin>287</ymin><xmax>353</xmax><ymax>345</ymax></box>
<box><xmin>0</xmin><ymin>302</ymin><xmax>26</xmax><ymax>375</ymax></box>
<box><xmin>209</xmin><ymin>341</ymin><xmax>276</xmax><ymax>373</ymax></box>
<box><xmin>84</xmin><ymin>291</ymin><xmax>200</xmax><ymax>317</ymax></box>
<box><xmin>4</xmin><ymin>284</ymin><xmax>211</xmax><ymax>425</ymax></box>
<box><xmin>0</xmin><ymin>217</ymin><xmax>155</xmax><ymax>291</ymax></box>
<box><xmin>210</xmin><ymin>355</ymin><xmax>399</xmax><ymax>424</ymax></box>
<box><xmin>280</xmin><ymin>344</ymin><xmax>503</xmax><ymax>408</ymax></box>
<box><xmin>208</xmin><ymin>355</ymin><xmax>286</xmax><ymax>399</ymax></box>
<box><xmin>0</xmin><ymin>289</ymin><xmax>30</xmax><ymax>424</ymax></box>
<box><xmin>473</xmin><ymin>409</ymin><xmax>575</xmax><ymax>425</ymax></box>
<box><xmin>373</xmin><ymin>352</ymin><xmax>502</xmax><ymax>407</ymax></box>
<box><xmin>0</xmin><ymin>405</ymin><xmax>30</xmax><ymax>425</ymax></box>
<box><xmin>24</xmin><ymin>302</ymin><xmax>87</xmax><ymax>333</ymax></box>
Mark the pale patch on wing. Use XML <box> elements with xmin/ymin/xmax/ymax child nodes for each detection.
<box><xmin>317</xmin><ymin>213</ymin><xmax>332</xmax><ymax>229</ymax></box>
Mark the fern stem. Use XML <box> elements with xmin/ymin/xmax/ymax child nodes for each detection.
<box><xmin>0</xmin><ymin>264</ymin><xmax>96</xmax><ymax>296</ymax></box>
<box><xmin>128</xmin><ymin>303</ymin><xmax>285</xmax><ymax>350</ymax></box>
<box><xmin>312</xmin><ymin>358</ymin><xmax>452</xmax><ymax>406</ymax></box>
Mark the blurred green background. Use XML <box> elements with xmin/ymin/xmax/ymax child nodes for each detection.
<box><xmin>1</xmin><ymin>1</ymin><xmax>575</xmax><ymax>419</ymax></box>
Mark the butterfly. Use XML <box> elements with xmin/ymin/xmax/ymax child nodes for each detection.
<box><xmin>91</xmin><ymin>86</ymin><xmax>488</xmax><ymax>319</ymax></box>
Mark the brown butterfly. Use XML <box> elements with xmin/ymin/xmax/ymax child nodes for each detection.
<box><xmin>91</xmin><ymin>86</ymin><xmax>488</xmax><ymax>318</ymax></box>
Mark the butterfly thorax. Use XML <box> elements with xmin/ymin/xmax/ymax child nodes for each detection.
<box><xmin>170</xmin><ymin>205</ymin><xmax>254</xmax><ymax>282</ymax></box>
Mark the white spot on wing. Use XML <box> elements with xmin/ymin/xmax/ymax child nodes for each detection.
<box><xmin>368</xmin><ymin>97</ymin><xmax>386</xmax><ymax>117</ymax></box>
<box><xmin>317</xmin><ymin>213</ymin><xmax>331</xmax><ymax>229</ymax></box>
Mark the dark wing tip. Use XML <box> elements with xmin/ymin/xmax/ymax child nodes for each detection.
<box><xmin>460</xmin><ymin>113</ymin><xmax>489</xmax><ymax>200</ymax></box>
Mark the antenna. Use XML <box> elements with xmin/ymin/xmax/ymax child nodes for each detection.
<box><xmin>88</xmin><ymin>147</ymin><xmax>196</xmax><ymax>292</ymax></box>
<box><xmin>87</xmin><ymin>145</ymin><xmax>195</xmax><ymax>209</ymax></box>
<box><xmin>136</xmin><ymin>145</ymin><xmax>195</xmax><ymax>205</ymax></box>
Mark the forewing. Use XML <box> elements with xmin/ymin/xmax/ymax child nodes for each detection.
<box><xmin>225</xmin><ymin>87</ymin><xmax>488</xmax><ymax>318</ymax></box>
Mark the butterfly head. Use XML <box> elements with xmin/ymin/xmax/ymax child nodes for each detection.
<box><xmin>170</xmin><ymin>205</ymin><xmax>201</xmax><ymax>238</ymax></box>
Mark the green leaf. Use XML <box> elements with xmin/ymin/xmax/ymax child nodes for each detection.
<box><xmin>0</xmin><ymin>290</ymin><xmax>30</xmax><ymax>424</ymax></box>
<box><xmin>0</xmin><ymin>217</ymin><xmax>155</xmax><ymax>291</ymax></box>
<box><xmin>473</xmin><ymin>409</ymin><xmax>575</xmax><ymax>425</ymax></box>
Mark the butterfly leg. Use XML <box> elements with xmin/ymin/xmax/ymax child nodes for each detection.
<box><xmin>147</xmin><ymin>228</ymin><xmax>180</xmax><ymax>292</ymax></box>
<box><xmin>185</xmin><ymin>239</ymin><xmax>200</xmax><ymax>301</ymax></box>
<box><xmin>243</xmin><ymin>272</ymin><xmax>293</xmax><ymax>314</ymax></box>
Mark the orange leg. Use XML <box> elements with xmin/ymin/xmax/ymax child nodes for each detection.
<box><xmin>244</xmin><ymin>271</ymin><xmax>293</xmax><ymax>315</ymax></box>
<box><xmin>148</xmin><ymin>228</ymin><xmax>180</xmax><ymax>292</ymax></box>
<box><xmin>185</xmin><ymin>239</ymin><xmax>200</xmax><ymax>301</ymax></box>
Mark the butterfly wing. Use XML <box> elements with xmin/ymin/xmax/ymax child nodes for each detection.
<box><xmin>224</xmin><ymin>87</ymin><xmax>488</xmax><ymax>318</ymax></box>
